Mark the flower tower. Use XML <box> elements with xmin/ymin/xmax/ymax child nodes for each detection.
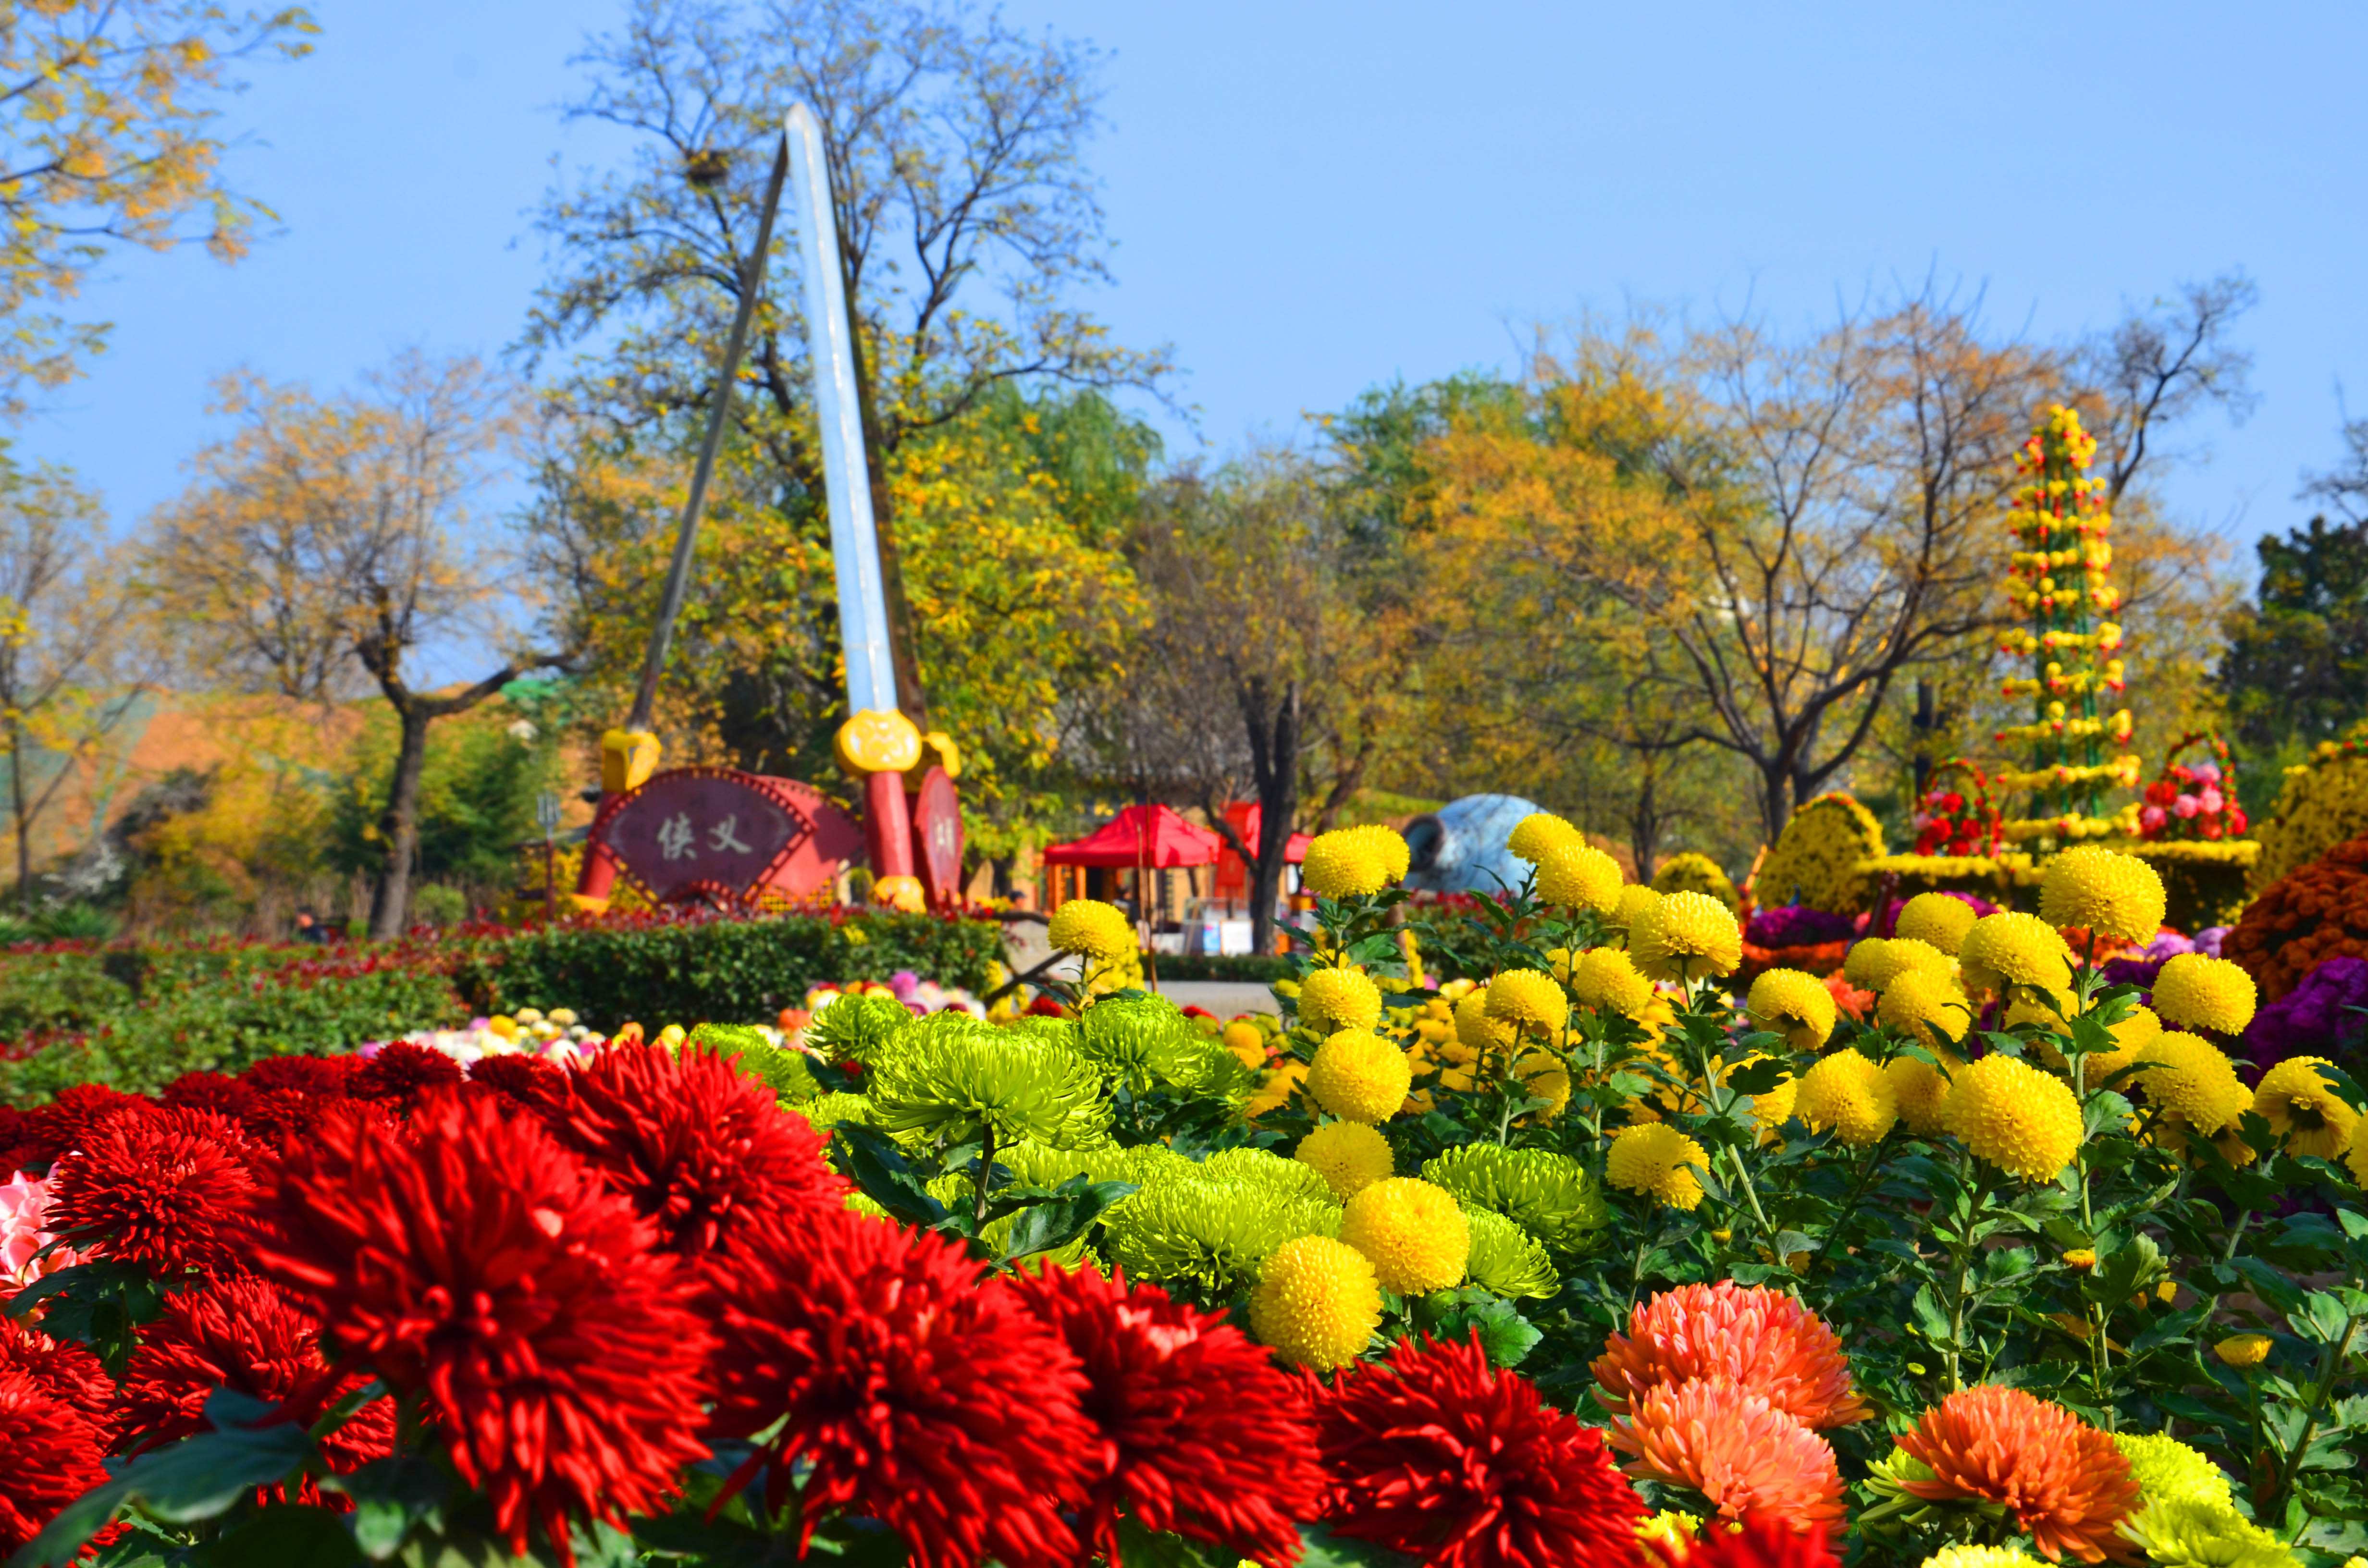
<box><xmin>1993</xmin><ymin>405</ymin><xmax>2139</xmax><ymax>847</ymax></box>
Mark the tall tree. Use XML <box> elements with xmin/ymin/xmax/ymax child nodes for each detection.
<box><xmin>142</xmin><ymin>355</ymin><xmax>572</xmax><ymax>938</ymax></box>
<box><xmin>0</xmin><ymin>1</ymin><xmax>314</xmax><ymax>408</ymax></box>
<box><xmin>2220</xmin><ymin>508</ymin><xmax>2368</xmax><ymax>761</ymax></box>
<box><xmin>526</xmin><ymin>0</ymin><xmax>1166</xmax><ymax>732</ymax></box>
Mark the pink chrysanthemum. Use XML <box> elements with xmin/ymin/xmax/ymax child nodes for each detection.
<box><xmin>1</xmin><ymin>1168</ymin><xmax>85</xmax><ymax>1297</ymax></box>
<box><xmin>1610</xmin><ymin>1379</ymin><xmax>1846</xmax><ymax>1530</ymax></box>
<box><xmin>1315</xmin><ymin>1333</ymin><xmax>1649</xmax><ymax>1568</ymax></box>
<box><xmin>1895</xmin><ymin>1386</ymin><xmax>2140</xmax><ymax>1564</ymax></box>
<box><xmin>44</xmin><ymin>1106</ymin><xmax>263</xmax><ymax>1276</ymax></box>
<box><xmin>1006</xmin><ymin>1263</ymin><xmax>1323</xmax><ymax>1567</ymax></box>
<box><xmin>0</xmin><ymin>1368</ymin><xmax>111</xmax><ymax>1557</ymax></box>
<box><xmin>1592</xmin><ymin>1280</ymin><xmax>1868</xmax><ymax>1429</ymax></box>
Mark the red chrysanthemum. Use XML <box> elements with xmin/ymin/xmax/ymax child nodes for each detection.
<box><xmin>542</xmin><ymin>1041</ymin><xmax>844</xmax><ymax>1256</ymax></box>
<box><xmin>1593</xmin><ymin>1281</ymin><xmax>1868</xmax><ymax>1429</ymax></box>
<box><xmin>237</xmin><ymin>1054</ymin><xmax>358</xmax><ymax>1098</ymax></box>
<box><xmin>0</xmin><ymin>1106</ymin><xmax>38</xmax><ymax>1173</ymax></box>
<box><xmin>0</xmin><ymin>1317</ymin><xmax>114</xmax><ymax>1428</ymax></box>
<box><xmin>251</xmin><ymin>1094</ymin><xmax>712</xmax><ymax>1565</ymax></box>
<box><xmin>44</xmin><ymin>1106</ymin><xmax>263</xmax><ymax>1275</ymax></box>
<box><xmin>1642</xmin><ymin>1515</ymin><xmax>1840</xmax><ymax>1568</ymax></box>
<box><xmin>1896</xmin><ymin>1386</ymin><xmax>2141</xmax><ymax>1564</ymax></box>
<box><xmin>1006</xmin><ymin>1263</ymin><xmax>1323</xmax><ymax>1567</ymax></box>
<box><xmin>1610</xmin><ymin>1379</ymin><xmax>1844</xmax><ymax>1530</ymax></box>
<box><xmin>704</xmin><ymin>1202</ymin><xmax>1094</xmax><ymax>1568</ymax></box>
<box><xmin>16</xmin><ymin>1084</ymin><xmax>148</xmax><ymax>1167</ymax></box>
<box><xmin>0</xmin><ymin>1368</ymin><xmax>111</xmax><ymax>1556</ymax></box>
<box><xmin>348</xmin><ymin>1040</ymin><xmax>465</xmax><ymax>1104</ymax></box>
<box><xmin>466</xmin><ymin>1054</ymin><xmax>566</xmax><ymax>1114</ymax></box>
<box><xmin>1314</xmin><ymin>1333</ymin><xmax>1648</xmax><ymax>1568</ymax></box>
<box><xmin>114</xmin><ymin>1276</ymin><xmax>393</xmax><ymax>1476</ymax></box>
<box><xmin>160</xmin><ymin>1070</ymin><xmax>256</xmax><ymax>1121</ymax></box>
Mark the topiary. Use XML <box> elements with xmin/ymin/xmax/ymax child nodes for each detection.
<box><xmin>1650</xmin><ymin>852</ymin><xmax>1739</xmax><ymax>914</ymax></box>
<box><xmin>2224</xmin><ymin>832</ymin><xmax>2368</xmax><ymax>1004</ymax></box>
<box><xmin>2249</xmin><ymin>730</ymin><xmax>2368</xmax><ymax>895</ymax></box>
<box><xmin>1753</xmin><ymin>793</ymin><xmax>1887</xmax><ymax>917</ymax></box>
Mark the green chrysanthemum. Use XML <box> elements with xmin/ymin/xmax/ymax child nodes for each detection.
<box><xmin>692</xmin><ymin>1023</ymin><xmax>821</xmax><ymax>1103</ymax></box>
<box><xmin>803</xmin><ymin>991</ymin><xmax>916</xmax><ymax>1065</ymax></box>
<box><xmin>2118</xmin><ymin>1496</ymin><xmax>2296</xmax><ymax>1568</ymax></box>
<box><xmin>1079</xmin><ymin>993</ymin><xmax>1249</xmax><ymax>1096</ymax></box>
<box><xmin>2114</xmin><ymin>1433</ymin><xmax>2233</xmax><ymax>1509</ymax></box>
<box><xmin>1462</xmin><ymin>1204</ymin><xmax>1558</xmax><ymax>1298</ymax></box>
<box><xmin>1197</xmin><ymin>1146</ymin><xmax>1338</xmax><ymax>1203</ymax></box>
<box><xmin>786</xmin><ymin>1090</ymin><xmax>875</xmax><ymax>1130</ymax></box>
<box><xmin>1422</xmin><ymin>1141</ymin><xmax>1607</xmax><ymax>1256</ymax></box>
<box><xmin>868</xmin><ymin>1014</ymin><xmax>1110</xmax><ymax>1148</ymax></box>
<box><xmin>1098</xmin><ymin>1175</ymin><xmax>1340</xmax><ymax>1292</ymax></box>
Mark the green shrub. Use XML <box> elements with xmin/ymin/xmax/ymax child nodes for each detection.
<box><xmin>1148</xmin><ymin>954</ymin><xmax>1293</xmax><ymax>983</ymax></box>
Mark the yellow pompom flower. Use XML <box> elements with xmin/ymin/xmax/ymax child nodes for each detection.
<box><xmin>1338</xmin><ymin>1176</ymin><xmax>1469</xmax><ymax>1294</ymax></box>
<box><xmin>1506</xmin><ymin>810</ymin><xmax>1583</xmax><ymax>864</ymax></box>
<box><xmin>1514</xmin><ymin>1052</ymin><xmax>1572</xmax><ymax>1120</ymax></box>
<box><xmin>1454</xmin><ymin>988</ymin><xmax>1517</xmax><ymax>1055</ymax></box>
<box><xmin>1605</xmin><ymin>1122</ymin><xmax>1707</xmax><ymax>1209</ymax></box>
<box><xmin>1924</xmin><ymin>1549</ymin><xmax>2040</xmax><ymax>1568</ymax></box>
<box><xmin>2141</xmin><ymin>1032</ymin><xmax>2255</xmax><ymax>1152</ymax></box>
<box><xmin>1484</xmin><ymin>968</ymin><xmax>1571</xmax><ymax>1037</ymax></box>
<box><xmin>2151</xmin><ymin>954</ymin><xmax>2259</xmax><ymax>1036</ymax></box>
<box><xmin>1537</xmin><ymin>841</ymin><xmax>1624</xmax><ymax>914</ymax></box>
<box><xmin>1301</xmin><ymin>829</ymin><xmax>1391</xmax><ymax>899</ymax></box>
<box><xmin>1747</xmin><ymin>967</ymin><xmax>1837</xmax><ymax>1051</ymax></box>
<box><xmin>1893</xmin><ymin>892</ymin><xmax>1980</xmax><ymax>956</ymax></box>
<box><xmin>1960</xmin><ymin>912</ymin><xmax>2075</xmax><ymax>996</ymax></box>
<box><xmin>1298</xmin><ymin>966</ymin><xmax>1384</xmax><ymax>1034</ymax></box>
<box><xmin>1856</xmin><ymin>937</ymin><xmax>1955</xmax><ymax>994</ymax></box>
<box><xmin>1304</xmin><ymin>1029</ymin><xmax>1413</xmax><ymax>1124</ymax></box>
<box><xmin>1877</xmin><ymin>969</ymin><xmax>1973</xmax><ymax>1050</ymax></box>
<box><xmin>1795</xmin><ymin>1049</ymin><xmax>1899</xmax><ymax>1146</ymax></box>
<box><xmin>1841</xmin><ymin>938</ymin><xmax>1893</xmax><ymax>988</ymax></box>
<box><xmin>1944</xmin><ymin>1053</ymin><xmax>2084</xmax><ymax>1180</ymax></box>
<box><xmin>1631</xmin><ymin>889</ymin><xmax>1743</xmax><ymax>981</ymax></box>
<box><xmin>1734</xmin><ymin>1052</ymin><xmax>1797</xmax><ymax>1133</ymax></box>
<box><xmin>2039</xmin><ymin>845</ymin><xmax>2169</xmax><ymax>943</ymax></box>
<box><xmin>2255</xmin><ymin>1056</ymin><xmax>2358</xmax><ymax>1160</ymax></box>
<box><xmin>2213</xmin><ymin>1334</ymin><xmax>2272</xmax><ymax>1369</ymax></box>
<box><xmin>2350</xmin><ymin>1128</ymin><xmax>2368</xmax><ymax>1191</ymax></box>
<box><xmin>1048</xmin><ymin>897</ymin><xmax>1135</xmax><ymax>961</ymax></box>
<box><xmin>1221</xmin><ymin>1019</ymin><xmax>1268</xmax><ymax>1072</ymax></box>
<box><xmin>1885</xmin><ymin>1048</ymin><xmax>1960</xmax><ymax>1136</ymax></box>
<box><xmin>1248</xmin><ymin>1235</ymin><xmax>1382</xmax><ymax>1369</ymax></box>
<box><xmin>1613</xmin><ymin>884</ymin><xmax>1661</xmax><ymax>936</ymax></box>
<box><xmin>1570</xmin><ymin>946</ymin><xmax>1658</xmax><ymax>1021</ymax></box>
<box><xmin>1295</xmin><ymin>1119</ymin><xmax>1394</xmax><ymax>1198</ymax></box>
<box><xmin>1348</xmin><ymin>822</ymin><xmax>1411</xmax><ymax>882</ymax></box>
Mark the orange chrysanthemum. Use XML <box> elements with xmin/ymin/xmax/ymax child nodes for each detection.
<box><xmin>1894</xmin><ymin>1386</ymin><xmax>2141</xmax><ymax>1564</ymax></box>
<box><xmin>1591</xmin><ymin>1281</ymin><xmax>1868</xmax><ymax>1430</ymax></box>
<box><xmin>1609</xmin><ymin>1378</ymin><xmax>1844</xmax><ymax>1530</ymax></box>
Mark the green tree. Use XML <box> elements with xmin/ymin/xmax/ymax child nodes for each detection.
<box><xmin>2220</xmin><ymin>514</ymin><xmax>2368</xmax><ymax>763</ymax></box>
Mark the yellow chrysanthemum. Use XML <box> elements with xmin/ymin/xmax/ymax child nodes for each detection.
<box><xmin>1943</xmin><ymin>1052</ymin><xmax>2084</xmax><ymax>1180</ymax></box>
<box><xmin>1453</xmin><ymin>988</ymin><xmax>1517</xmax><ymax>1057</ymax></box>
<box><xmin>1841</xmin><ymin>938</ymin><xmax>1892</xmax><ymax>988</ymax></box>
<box><xmin>1795</xmin><ymin>1048</ymin><xmax>1899</xmax><ymax>1146</ymax></box>
<box><xmin>1923</xmin><ymin>1548</ymin><xmax>2040</xmax><ymax>1568</ymax></box>
<box><xmin>1047</xmin><ymin>897</ymin><xmax>1135</xmax><ymax>960</ymax></box>
<box><xmin>1631</xmin><ymin>889</ymin><xmax>1743</xmax><ymax>980</ymax></box>
<box><xmin>1506</xmin><ymin>810</ymin><xmax>1583</xmax><ymax>864</ymax></box>
<box><xmin>2255</xmin><ymin>1055</ymin><xmax>2358</xmax><ymax>1160</ymax></box>
<box><xmin>1484</xmin><ymin>968</ymin><xmax>1571</xmax><ymax>1037</ymax></box>
<box><xmin>1862</xmin><ymin>937</ymin><xmax>1958</xmax><ymax>994</ymax></box>
<box><xmin>1248</xmin><ymin>1235</ymin><xmax>1381</xmax><ymax>1369</ymax></box>
<box><xmin>1613</xmin><ymin>884</ymin><xmax>1662</xmax><ymax>935</ymax></box>
<box><xmin>1571</xmin><ymin>946</ymin><xmax>1658</xmax><ymax>1022</ymax></box>
<box><xmin>1295</xmin><ymin>1119</ymin><xmax>1394</xmax><ymax>1198</ymax></box>
<box><xmin>1605</xmin><ymin>1122</ymin><xmax>1707</xmax><ymax>1210</ymax></box>
<box><xmin>1960</xmin><ymin>912</ymin><xmax>2075</xmax><ymax>996</ymax></box>
<box><xmin>1347</xmin><ymin>822</ymin><xmax>1412</xmax><ymax>882</ymax></box>
<box><xmin>1746</xmin><ymin>967</ymin><xmax>1837</xmax><ymax>1051</ymax></box>
<box><xmin>1301</xmin><ymin>829</ymin><xmax>1391</xmax><ymax>899</ymax></box>
<box><xmin>1338</xmin><ymin>1176</ymin><xmax>1468</xmax><ymax>1295</ymax></box>
<box><xmin>1893</xmin><ymin>893</ymin><xmax>1980</xmax><ymax>956</ymax></box>
<box><xmin>1221</xmin><ymin>1019</ymin><xmax>1268</xmax><ymax>1072</ymax></box>
<box><xmin>2151</xmin><ymin>954</ymin><xmax>2260</xmax><ymax>1036</ymax></box>
<box><xmin>1877</xmin><ymin>969</ymin><xmax>1973</xmax><ymax>1050</ymax></box>
<box><xmin>1245</xmin><ymin>1059</ymin><xmax>1307</xmax><ymax>1120</ymax></box>
<box><xmin>2213</xmin><ymin>1334</ymin><xmax>2271</xmax><ymax>1369</ymax></box>
<box><xmin>2039</xmin><ymin>845</ymin><xmax>2169</xmax><ymax>943</ymax></box>
<box><xmin>1537</xmin><ymin>841</ymin><xmax>1625</xmax><ymax>914</ymax></box>
<box><xmin>2350</xmin><ymin>1127</ymin><xmax>2368</xmax><ymax>1190</ymax></box>
<box><xmin>2021</xmin><ymin>993</ymin><xmax>2165</xmax><ymax>1085</ymax></box>
<box><xmin>1734</xmin><ymin>1052</ymin><xmax>1798</xmax><ymax>1132</ymax></box>
<box><xmin>1885</xmin><ymin>1048</ymin><xmax>1961</xmax><ymax>1136</ymax></box>
<box><xmin>1515</xmin><ymin>1052</ymin><xmax>1572</xmax><ymax>1120</ymax></box>
<box><xmin>2140</xmin><ymin>1032</ymin><xmax>2255</xmax><ymax>1150</ymax></box>
<box><xmin>2119</xmin><ymin>1495</ymin><xmax>2295</xmax><ymax>1568</ymax></box>
<box><xmin>2114</xmin><ymin>1433</ymin><xmax>2233</xmax><ymax>1508</ymax></box>
<box><xmin>1304</xmin><ymin>1029</ymin><xmax>1413</xmax><ymax>1125</ymax></box>
<box><xmin>1636</xmin><ymin>1512</ymin><xmax>1702</xmax><ymax>1555</ymax></box>
<box><xmin>1297</xmin><ymin>966</ymin><xmax>1384</xmax><ymax>1034</ymax></box>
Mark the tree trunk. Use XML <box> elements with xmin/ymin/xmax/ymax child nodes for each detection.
<box><xmin>1629</xmin><ymin>752</ymin><xmax>1663</xmax><ymax>882</ymax></box>
<box><xmin>1244</xmin><ymin>679</ymin><xmax>1302</xmax><ymax>960</ymax></box>
<box><xmin>9</xmin><ymin>717</ymin><xmax>29</xmax><ymax>913</ymax></box>
<box><xmin>367</xmin><ymin>701</ymin><xmax>436</xmax><ymax>940</ymax></box>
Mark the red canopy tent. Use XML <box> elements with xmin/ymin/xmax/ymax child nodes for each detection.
<box><xmin>1041</xmin><ymin>804</ymin><xmax>1222</xmax><ymax>867</ymax></box>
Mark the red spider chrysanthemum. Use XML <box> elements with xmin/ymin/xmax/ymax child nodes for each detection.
<box><xmin>1896</xmin><ymin>1386</ymin><xmax>2141</xmax><ymax>1564</ymax></box>
<box><xmin>704</xmin><ymin>1202</ymin><xmax>1095</xmax><ymax>1568</ymax></box>
<box><xmin>251</xmin><ymin>1094</ymin><xmax>712</xmax><ymax>1565</ymax></box>
<box><xmin>348</xmin><ymin>1040</ymin><xmax>465</xmax><ymax>1104</ymax></box>
<box><xmin>16</xmin><ymin>1083</ymin><xmax>148</xmax><ymax>1167</ymax></box>
<box><xmin>1006</xmin><ymin>1263</ymin><xmax>1323</xmax><ymax>1567</ymax></box>
<box><xmin>0</xmin><ymin>1317</ymin><xmax>114</xmax><ymax>1428</ymax></box>
<box><xmin>0</xmin><ymin>1106</ymin><xmax>37</xmax><ymax>1173</ymax></box>
<box><xmin>1642</xmin><ymin>1515</ymin><xmax>1840</xmax><ymax>1568</ymax></box>
<box><xmin>115</xmin><ymin>1276</ymin><xmax>394</xmax><ymax>1475</ymax></box>
<box><xmin>466</xmin><ymin>1054</ymin><xmax>565</xmax><ymax>1114</ymax></box>
<box><xmin>1592</xmin><ymin>1281</ymin><xmax>1869</xmax><ymax>1429</ymax></box>
<box><xmin>1314</xmin><ymin>1333</ymin><xmax>1648</xmax><ymax>1568</ymax></box>
<box><xmin>44</xmin><ymin>1106</ymin><xmax>263</xmax><ymax>1276</ymax></box>
<box><xmin>542</xmin><ymin>1041</ymin><xmax>844</xmax><ymax>1256</ymax></box>
<box><xmin>1610</xmin><ymin>1379</ymin><xmax>1845</xmax><ymax>1530</ymax></box>
<box><xmin>0</xmin><ymin>1368</ymin><xmax>111</xmax><ymax>1556</ymax></box>
<box><xmin>237</xmin><ymin>1054</ymin><xmax>358</xmax><ymax>1098</ymax></box>
<box><xmin>160</xmin><ymin>1070</ymin><xmax>256</xmax><ymax>1121</ymax></box>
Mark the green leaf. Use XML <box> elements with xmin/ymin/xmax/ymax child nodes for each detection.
<box><xmin>1</xmin><ymin>1259</ymin><xmax>167</xmax><ymax>1372</ymax></box>
<box><xmin>1114</xmin><ymin>1516</ymin><xmax>1233</xmax><ymax>1568</ymax></box>
<box><xmin>322</xmin><ymin>1455</ymin><xmax>455</xmax><ymax>1561</ymax></box>
<box><xmin>208</xmin><ymin>1505</ymin><xmax>365</xmax><ymax>1568</ymax></box>
<box><xmin>1430</xmin><ymin>1295</ymin><xmax>1543</xmax><ymax>1367</ymax></box>
<box><xmin>1909</xmin><ymin>1285</ymin><xmax>1954</xmax><ymax>1346</ymax></box>
<box><xmin>2084</xmin><ymin>1235</ymin><xmax>2161</xmax><ymax>1307</ymax></box>
<box><xmin>830</xmin><ymin>1123</ymin><xmax>948</xmax><ymax>1230</ymax></box>
<box><xmin>1296</xmin><ymin>1520</ymin><xmax>1419</xmax><ymax>1568</ymax></box>
<box><xmin>1000</xmin><ymin>1177</ymin><xmax>1139</xmax><ymax>1263</ymax></box>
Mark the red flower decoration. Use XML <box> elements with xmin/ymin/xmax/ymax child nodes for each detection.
<box><xmin>348</xmin><ymin>1040</ymin><xmax>465</xmax><ymax>1104</ymax></box>
<box><xmin>252</xmin><ymin>1094</ymin><xmax>712</xmax><ymax>1565</ymax></box>
<box><xmin>542</xmin><ymin>1041</ymin><xmax>844</xmax><ymax>1256</ymax></box>
<box><xmin>704</xmin><ymin>1202</ymin><xmax>1094</xmax><ymax>1568</ymax></box>
<box><xmin>1314</xmin><ymin>1333</ymin><xmax>1647</xmax><ymax>1568</ymax></box>
<box><xmin>44</xmin><ymin>1107</ymin><xmax>263</xmax><ymax>1276</ymax></box>
<box><xmin>237</xmin><ymin>1054</ymin><xmax>358</xmax><ymax>1099</ymax></box>
<box><xmin>1006</xmin><ymin>1263</ymin><xmax>1322</xmax><ymax>1567</ymax></box>
<box><xmin>0</xmin><ymin>1368</ymin><xmax>111</xmax><ymax>1557</ymax></box>
<box><xmin>0</xmin><ymin>1317</ymin><xmax>115</xmax><ymax>1428</ymax></box>
<box><xmin>1643</xmin><ymin>1515</ymin><xmax>1840</xmax><ymax>1568</ymax></box>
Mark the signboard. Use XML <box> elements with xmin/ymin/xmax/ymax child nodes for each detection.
<box><xmin>601</xmin><ymin>771</ymin><xmax>803</xmax><ymax>903</ymax></box>
<box><xmin>911</xmin><ymin>766</ymin><xmax>963</xmax><ymax>908</ymax></box>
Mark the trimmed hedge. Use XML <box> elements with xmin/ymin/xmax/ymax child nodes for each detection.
<box><xmin>1148</xmin><ymin>953</ymin><xmax>1293</xmax><ymax>983</ymax></box>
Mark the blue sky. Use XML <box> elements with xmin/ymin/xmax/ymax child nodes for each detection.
<box><xmin>25</xmin><ymin>0</ymin><xmax>2368</xmax><ymax>576</ymax></box>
